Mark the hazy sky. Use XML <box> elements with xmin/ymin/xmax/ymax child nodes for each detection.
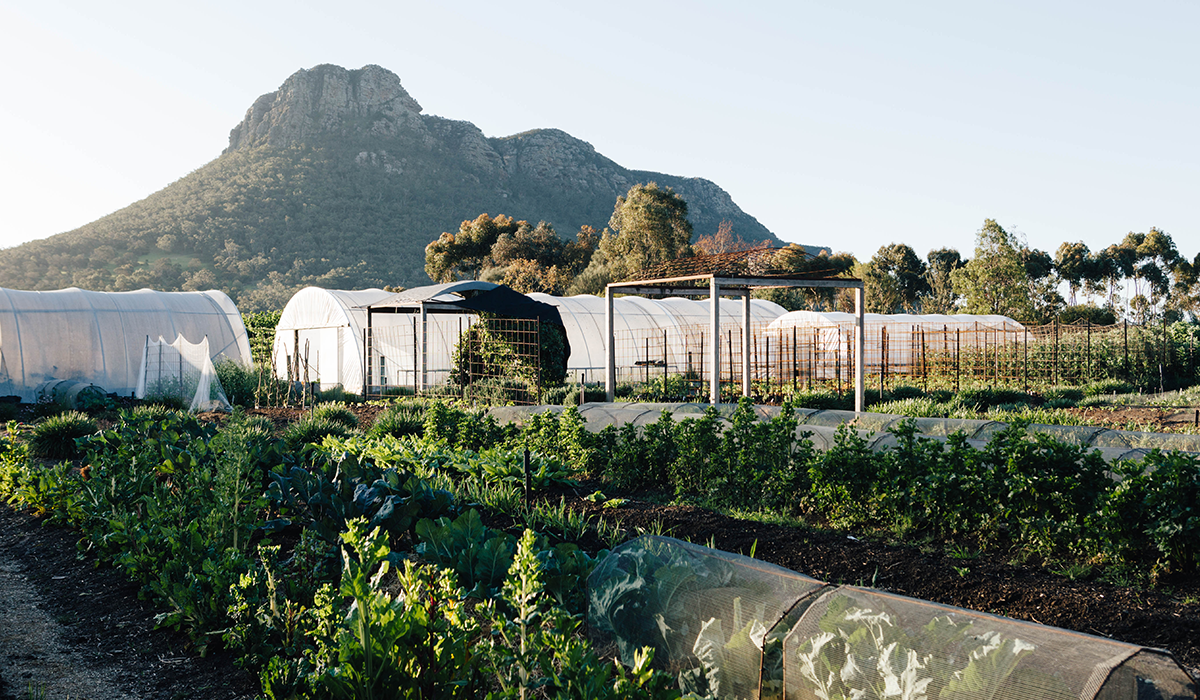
<box><xmin>1</xmin><ymin>0</ymin><xmax>1196</xmax><ymax>264</ymax></box>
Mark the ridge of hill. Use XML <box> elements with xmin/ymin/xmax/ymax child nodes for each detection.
<box><xmin>0</xmin><ymin>64</ymin><xmax>817</xmax><ymax>310</ymax></box>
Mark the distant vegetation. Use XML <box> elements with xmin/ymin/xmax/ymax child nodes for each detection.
<box><xmin>0</xmin><ymin>137</ymin><xmax>784</xmax><ymax>311</ymax></box>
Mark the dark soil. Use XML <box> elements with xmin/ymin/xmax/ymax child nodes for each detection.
<box><xmin>0</xmin><ymin>504</ymin><xmax>258</xmax><ymax>700</ymax></box>
<box><xmin>1</xmin><ymin>402</ymin><xmax>1197</xmax><ymax>697</ymax></box>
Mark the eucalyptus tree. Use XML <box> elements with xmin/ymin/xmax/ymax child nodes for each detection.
<box><xmin>951</xmin><ymin>219</ymin><xmax>1036</xmax><ymax>321</ymax></box>
<box><xmin>864</xmin><ymin>243</ymin><xmax>928</xmax><ymax>313</ymax></box>
<box><xmin>922</xmin><ymin>248</ymin><xmax>964</xmax><ymax>314</ymax></box>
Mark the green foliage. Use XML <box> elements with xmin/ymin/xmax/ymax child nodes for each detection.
<box><xmin>421</xmin><ymin>402</ymin><xmax>511</xmax><ymax>451</ymax></box>
<box><xmin>368</xmin><ymin>401</ymin><xmax>427</xmax><ymax>439</ymax></box>
<box><xmin>1095</xmin><ymin>450</ymin><xmax>1200</xmax><ymax>579</ymax></box>
<box><xmin>309</xmin><ymin>402</ymin><xmax>359</xmax><ymax>429</ymax></box>
<box><xmin>278</xmin><ymin>518</ymin><xmax>480</xmax><ymax>700</ymax></box>
<box><xmin>243</xmin><ymin>310</ymin><xmax>282</xmax><ymax>364</ymax></box>
<box><xmin>481</xmin><ymin>529</ymin><xmax>679</xmax><ymax>699</ymax></box>
<box><xmin>28</xmin><ymin>411</ymin><xmax>97</xmax><ymax>459</ymax></box>
<box><xmin>283</xmin><ymin>415</ymin><xmax>354</xmax><ymax>450</ymax></box>
<box><xmin>1059</xmin><ymin>304</ymin><xmax>1117</xmax><ymax>325</ymax></box>
<box><xmin>951</xmin><ymin>219</ymin><xmax>1040</xmax><ymax>322</ymax></box>
<box><xmin>865</xmin><ymin>243</ymin><xmax>928</xmax><ymax>314</ymax></box>
<box><xmin>415</xmin><ymin>509</ymin><xmax>517</xmax><ymax>599</ymax></box>
<box><xmin>449</xmin><ymin>316</ymin><xmax>568</xmax><ymax>397</ymax></box>
<box><xmin>215</xmin><ymin>359</ymin><xmax>260</xmax><ymax>408</ymax></box>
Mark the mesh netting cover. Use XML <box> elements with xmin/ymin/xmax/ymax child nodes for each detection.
<box><xmin>589</xmin><ymin>536</ymin><xmax>1197</xmax><ymax>700</ymax></box>
<box><xmin>136</xmin><ymin>335</ymin><xmax>231</xmax><ymax>412</ymax></box>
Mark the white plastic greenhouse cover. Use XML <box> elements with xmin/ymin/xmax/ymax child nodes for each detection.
<box><xmin>0</xmin><ymin>287</ymin><xmax>250</xmax><ymax>402</ymax></box>
<box><xmin>274</xmin><ymin>287</ymin><xmax>475</xmax><ymax>391</ymax></box>
<box><xmin>274</xmin><ymin>287</ymin><xmax>392</xmax><ymax>391</ymax></box>
<box><xmin>529</xmin><ymin>293</ymin><xmax>787</xmax><ymax>382</ymax></box>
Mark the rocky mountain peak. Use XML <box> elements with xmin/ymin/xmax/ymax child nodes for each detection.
<box><xmin>225</xmin><ymin>64</ymin><xmax>424</xmax><ymax>152</ymax></box>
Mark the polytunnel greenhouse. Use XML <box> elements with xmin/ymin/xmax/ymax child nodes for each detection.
<box><xmin>589</xmin><ymin>535</ymin><xmax>1198</xmax><ymax>700</ymax></box>
<box><xmin>529</xmin><ymin>292</ymin><xmax>787</xmax><ymax>384</ymax></box>
<box><xmin>0</xmin><ymin>287</ymin><xmax>249</xmax><ymax>402</ymax></box>
<box><xmin>274</xmin><ymin>286</ymin><xmax>473</xmax><ymax>392</ymax></box>
<box><xmin>275</xmin><ymin>285</ymin><xmax>790</xmax><ymax>392</ymax></box>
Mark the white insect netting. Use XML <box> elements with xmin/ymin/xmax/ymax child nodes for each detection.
<box><xmin>136</xmin><ymin>335</ymin><xmax>231</xmax><ymax>412</ymax></box>
<box><xmin>588</xmin><ymin>536</ymin><xmax>1198</xmax><ymax>700</ymax></box>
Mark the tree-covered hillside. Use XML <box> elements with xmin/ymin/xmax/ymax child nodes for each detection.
<box><xmin>0</xmin><ymin>64</ymin><xmax>799</xmax><ymax>310</ymax></box>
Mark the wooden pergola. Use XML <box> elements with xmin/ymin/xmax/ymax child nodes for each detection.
<box><xmin>604</xmin><ymin>271</ymin><xmax>866</xmax><ymax>410</ymax></box>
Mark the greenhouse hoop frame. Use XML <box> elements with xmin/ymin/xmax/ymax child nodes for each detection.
<box><xmin>606</xmin><ymin>273</ymin><xmax>865</xmax><ymax>409</ymax></box>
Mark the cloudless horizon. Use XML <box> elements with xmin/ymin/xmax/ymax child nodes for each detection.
<box><xmin>1</xmin><ymin>0</ymin><xmax>1197</xmax><ymax>266</ymax></box>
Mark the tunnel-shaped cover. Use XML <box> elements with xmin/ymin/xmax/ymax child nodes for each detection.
<box><xmin>0</xmin><ymin>287</ymin><xmax>249</xmax><ymax>402</ymax></box>
<box><xmin>589</xmin><ymin>536</ymin><xmax>1197</xmax><ymax>700</ymax></box>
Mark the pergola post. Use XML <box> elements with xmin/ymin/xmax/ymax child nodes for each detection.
<box><xmin>418</xmin><ymin>301</ymin><xmax>427</xmax><ymax>392</ymax></box>
<box><xmin>855</xmin><ymin>286</ymin><xmax>865</xmax><ymax>412</ymax></box>
<box><xmin>742</xmin><ymin>289</ymin><xmax>751</xmax><ymax>398</ymax></box>
<box><xmin>605</xmin><ymin>285</ymin><xmax>615</xmax><ymax>402</ymax></box>
<box><xmin>710</xmin><ymin>277</ymin><xmax>721</xmax><ymax>404</ymax></box>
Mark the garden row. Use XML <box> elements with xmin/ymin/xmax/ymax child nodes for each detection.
<box><xmin>0</xmin><ymin>406</ymin><xmax>680</xmax><ymax>699</ymax></box>
<box><xmin>1</xmin><ymin>397</ymin><xmax>1198</xmax><ymax>696</ymax></box>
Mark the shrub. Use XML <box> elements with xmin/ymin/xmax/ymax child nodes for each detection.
<box><xmin>888</xmin><ymin>384</ymin><xmax>924</xmax><ymax>400</ymax></box>
<box><xmin>464</xmin><ymin>376</ymin><xmax>540</xmax><ymax>406</ymax></box>
<box><xmin>215</xmin><ymin>360</ymin><xmax>258</xmax><ymax>408</ymax></box>
<box><xmin>316</xmin><ymin>385</ymin><xmax>356</xmax><ymax>404</ymax></box>
<box><xmin>1059</xmin><ymin>304</ymin><xmax>1117</xmax><ymax>326</ymax></box>
<box><xmin>1083</xmin><ymin>379</ymin><xmax>1136</xmax><ymax>397</ymax></box>
<box><xmin>309</xmin><ymin>403</ymin><xmax>359</xmax><ymax>429</ymax></box>
<box><xmin>369</xmin><ymin>402</ymin><xmax>426</xmax><ymax>439</ymax></box>
<box><xmin>28</xmin><ymin>411</ymin><xmax>98</xmax><ymax>459</ymax></box>
<box><xmin>870</xmin><ymin>397</ymin><xmax>946</xmax><ymax>417</ymax></box>
<box><xmin>129</xmin><ymin>403</ymin><xmax>184</xmax><ymax>423</ymax></box>
<box><xmin>1042</xmin><ymin>386</ymin><xmax>1083</xmax><ymax>404</ymax></box>
<box><xmin>1096</xmin><ymin>451</ymin><xmax>1200</xmax><ymax>578</ymax></box>
<box><xmin>283</xmin><ymin>415</ymin><xmax>352</xmax><ymax>450</ymax></box>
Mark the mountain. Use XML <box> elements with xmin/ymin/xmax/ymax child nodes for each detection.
<box><xmin>0</xmin><ymin>64</ymin><xmax>816</xmax><ymax>310</ymax></box>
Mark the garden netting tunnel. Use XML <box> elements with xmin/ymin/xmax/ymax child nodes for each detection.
<box><xmin>588</xmin><ymin>536</ymin><xmax>1197</xmax><ymax>700</ymax></box>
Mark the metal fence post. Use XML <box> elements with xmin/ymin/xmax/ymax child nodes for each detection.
<box><xmin>1124</xmin><ymin>319</ymin><xmax>1129</xmax><ymax>381</ymax></box>
<box><xmin>955</xmin><ymin>328</ymin><xmax>960</xmax><ymax>392</ymax></box>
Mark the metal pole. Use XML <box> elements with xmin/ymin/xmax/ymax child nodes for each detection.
<box><xmin>361</xmin><ymin>328</ymin><xmax>368</xmax><ymax>399</ymax></box>
<box><xmin>955</xmin><ymin>328</ymin><xmax>961</xmax><ymax>393</ymax></box>
<box><xmin>419</xmin><ymin>302</ymin><xmax>428</xmax><ymax>393</ymax></box>
<box><xmin>1023</xmin><ymin>327</ymin><xmax>1029</xmax><ymax>391</ymax></box>
<box><xmin>605</xmin><ymin>286</ymin><xmax>615</xmax><ymax>402</ymax></box>
<box><xmin>1054</xmin><ymin>317</ymin><xmax>1059</xmax><ymax>385</ymax></box>
<box><xmin>1124</xmin><ymin>319</ymin><xmax>1129</xmax><ymax>381</ymax></box>
<box><xmin>1087</xmin><ymin>320</ymin><xmax>1092</xmax><ymax>382</ymax></box>
<box><xmin>662</xmin><ymin>329</ymin><xmax>668</xmax><ymax>385</ymax></box>
<box><xmin>854</xmin><ymin>286</ymin><xmax>864</xmax><ymax>412</ymax></box>
<box><xmin>710</xmin><ymin>277</ymin><xmax>720</xmax><ymax>404</ymax></box>
<box><xmin>881</xmin><ymin>326</ymin><xmax>887</xmax><ymax>397</ymax></box>
<box><xmin>742</xmin><ymin>291</ymin><xmax>751</xmax><ymax>398</ymax></box>
<box><xmin>792</xmin><ymin>326</ymin><xmax>797</xmax><ymax>393</ymax></box>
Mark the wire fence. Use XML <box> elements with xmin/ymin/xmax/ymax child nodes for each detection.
<box><xmin>363</xmin><ymin>316</ymin><xmax>543</xmax><ymax>405</ymax></box>
<box><xmin>612</xmin><ymin>319</ymin><xmax>1199</xmax><ymax>396</ymax></box>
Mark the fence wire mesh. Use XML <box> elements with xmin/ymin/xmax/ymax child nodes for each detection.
<box><xmin>610</xmin><ymin>319</ymin><xmax>1198</xmax><ymax>396</ymax></box>
<box><xmin>363</xmin><ymin>316</ymin><xmax>542</xmax><ymax>405</ymax></box>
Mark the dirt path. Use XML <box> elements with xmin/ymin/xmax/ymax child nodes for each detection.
<box><xmin>0</xmin><ymin>505</ymin><xmax>257</xmax><ymax>700</ymax></box>
<box><xmin>0</xmin><ymin>555</ymin><xmax>136</xmax><ymax>700</ymax></box>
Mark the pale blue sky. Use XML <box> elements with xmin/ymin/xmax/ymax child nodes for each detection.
<box><xmin>1</xmin><ymin>0</ymin><xmax>1196</xmax><ymax>264</ymax></box>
